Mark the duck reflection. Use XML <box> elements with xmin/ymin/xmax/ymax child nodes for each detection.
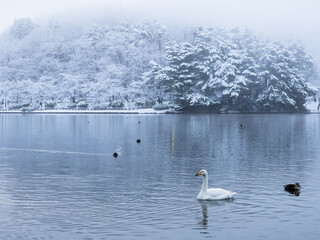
<box><xmin>285</xmin><ymin>189</ymin><xmax>300</xmax><ymax>196</ymax></box>
<box><xmin>197</xmin><ymin>199</ymin><xmax>234</xmax><ymax>234</ymax></box>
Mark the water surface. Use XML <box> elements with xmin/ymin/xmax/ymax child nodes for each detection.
<box><xmin>0</xmin><ymin>114</ymin><xmax>319</xmax><ymax>239</ymax></box>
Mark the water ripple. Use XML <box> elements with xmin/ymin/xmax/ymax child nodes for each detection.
<box><xmin>0</xmin><ymin>114</ymin><xmax>320</xmax><ymax>239</ymax></box>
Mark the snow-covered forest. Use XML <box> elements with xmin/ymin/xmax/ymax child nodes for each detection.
<box><xmin>0</xmin><ymin>18</ymin><xmax>318</xmax><ymax>112</ymax></box>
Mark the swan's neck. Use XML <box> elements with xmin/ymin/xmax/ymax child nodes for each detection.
<box><xmin>201</xmin><ymin>175</ymin><xmax>208</xmax><ymax>192</ymax></box>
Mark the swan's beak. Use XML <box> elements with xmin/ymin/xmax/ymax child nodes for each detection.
<box><xmin>195</xmin><ymin>171</ymin><xmax>202</xmax><ymax>176</ymax></box>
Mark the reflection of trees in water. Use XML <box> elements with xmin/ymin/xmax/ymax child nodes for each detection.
<box><xmin>197</xmin><ymin>199</ymin><xmax>234</xmax><ymax>235</ymax></box>
<box><xmin>169</xmin><ymin>115</ymin><xmax>317</xmax><ymax>180</ymax></box>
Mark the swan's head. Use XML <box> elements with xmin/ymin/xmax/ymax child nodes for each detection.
<box><xmin>195</xmin><ymin>170</ymin><xmax>207</xmax><ymax>176</ymax></box>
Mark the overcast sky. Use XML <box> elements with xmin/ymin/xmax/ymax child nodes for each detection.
<box><xmin>0</xmin><ymin>0</ymin><xmax>320</xmax><ymax>58</ymax></box>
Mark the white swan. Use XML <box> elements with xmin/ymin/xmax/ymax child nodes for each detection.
<box><xmin>195</xmin><ymin>170</ymin><xmax>236</xmax><ymax>200</ymax></box>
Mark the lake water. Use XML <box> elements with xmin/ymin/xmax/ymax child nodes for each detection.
<box><xmin>0</xmin><ymin>114</ymin><xmax>320</xmax><ymax>239</ymax></box>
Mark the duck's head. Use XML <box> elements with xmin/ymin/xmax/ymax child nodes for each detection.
<box><xmin>195</xmin><ymin>170</ymin><xmax>207</xmax><ymax>176</ymax></box>
<box><xmin>295</xmin><ymin>183</ymin><xmax>301</xmax><ymax>188</ymax></box>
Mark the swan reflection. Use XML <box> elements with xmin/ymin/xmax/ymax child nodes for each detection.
<box><xmin>197</xmin><ymin>199</ymin><xmax>234</xmax><ymax>234</ymax></box>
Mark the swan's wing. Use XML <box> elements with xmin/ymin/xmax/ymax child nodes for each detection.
<box><xmin>207</xmin><ymin>188</ymin><xmax>236</xmax><ymax>200</ymax></box>
<box><xmin>207</xmin><ymin>188</ymin><xmax>232</xmax><ymax>196</ymax></box>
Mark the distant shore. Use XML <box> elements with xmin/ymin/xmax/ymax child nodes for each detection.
<box><xmin>0</xmin><ymin>100</ymin><xmax>318</xmax><ymax>114</ymax></box>
<box><xmin>0</xmin><ymin>108</ymin><xmax>174</xmax><ymax>114</ymax></box>
<box><xmin>0</xmin><ymin>109</ymin><xmax>318</xmax><ymax>114</ymax></box>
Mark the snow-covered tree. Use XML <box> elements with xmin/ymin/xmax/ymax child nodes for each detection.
<box><xmin>0</xmin><ymin>18</ymin><xmax>317</xmax><ymax>112</ymax></box>
<box><xmin>10</xmin><ymin>18</ymin><xmax>36</xmax><ymax>40</ymax></box>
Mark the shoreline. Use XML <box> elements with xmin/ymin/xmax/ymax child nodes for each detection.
<box><xmin>0</xmin><ymin>100</ymin><xmax>319</xmax><ymax>114</ymax></box>
<box><xmin>0</xmin><ymin>109</ymin><xmax>319</xmax><ymax>114</ymax></box>
<box><xmin>0</xmin><ymin>108</ymin><xmax>173</xmax><ymax>114</ymax></box>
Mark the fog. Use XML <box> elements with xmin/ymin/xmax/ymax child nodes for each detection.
<box><xmin>1</xmin><ymin>0</ymin><xmax>320</xmax><ymax>67</ymax></box>
<box><xmin>2</xmin><ymin>0</ymin><xmax>320</xmax><ymax>36</ymax></box>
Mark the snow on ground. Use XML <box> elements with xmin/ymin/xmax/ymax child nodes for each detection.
<box><xmin>0</xmin><ymin>108</ymin><xmax>175</xmax><ymax>114</ymax></box>
<box><xmin>305</xmin><ymin>99</ymin><xmax>320</xmax><ymax>113</ymax></box>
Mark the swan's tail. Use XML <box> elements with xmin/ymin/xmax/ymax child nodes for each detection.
<box><xmin>230</xmin><ymin>191</ymin><xmax>237</xmax><ymax>198</ymax></box>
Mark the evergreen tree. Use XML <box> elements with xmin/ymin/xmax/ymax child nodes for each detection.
<box><xmin>0</xmin><ymin>19</ymin><xmax>317</xmax><ymax>112</ymax></box>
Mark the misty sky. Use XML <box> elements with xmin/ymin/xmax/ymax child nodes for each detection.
<box><xmin>1</xmin><ymin>0</ymin><xmax>320</xmax><ymax>60</ymax></box>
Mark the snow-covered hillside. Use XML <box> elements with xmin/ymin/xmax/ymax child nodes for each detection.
<box><xmin>0</xmin><ymin>18</ymin><xmax>318</xmax><ymax>112</ymax></box>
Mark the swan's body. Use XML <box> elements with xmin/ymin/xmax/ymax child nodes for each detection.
<box><xmin>195</xmin><ymin>170</ymin><xmax>236</xmax><ymax>200</ymax></box>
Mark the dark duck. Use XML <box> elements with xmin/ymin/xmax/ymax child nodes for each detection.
<box><xmin>284</xmin><ymin>183</ymin><xmax>301</xmax><ymax>195</ymax></box>
<box><xmin>284</xmin><ymin>183</ymin><xmax>301</xmax><ymax>191</ymax></box>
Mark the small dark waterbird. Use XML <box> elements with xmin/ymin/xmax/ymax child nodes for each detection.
<box><xmin>284</xmin><ymin>183</ymin><xmax>301</xmax><ymax>191</ymax></box>
<box><xmin>113</xmin><ymin>147</ymin><xmax>121</xmax><ymax>158</ymax></box>
<box><xmin>136</xmin><ymin>139</ymin><xmax>141</xmax><ymax>143</ymax></box>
